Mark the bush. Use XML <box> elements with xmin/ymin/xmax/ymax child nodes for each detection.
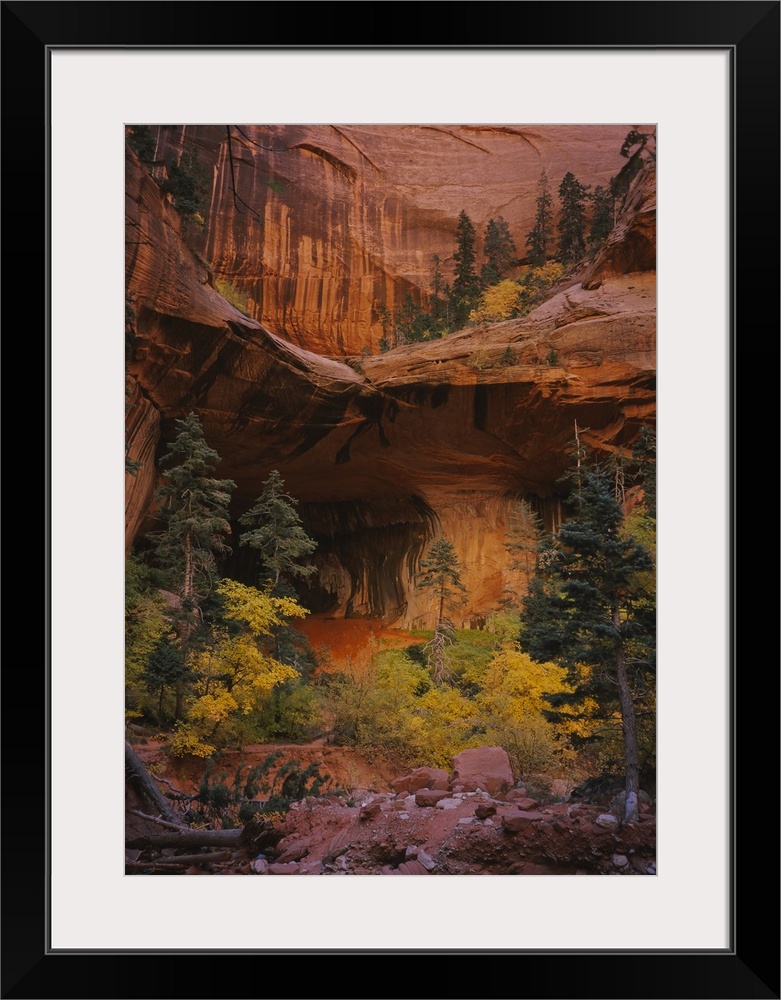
<box><xmin>214</xmin><ymin>277</ymin><xmax>252</xmax><ymax>317</ymax></box>
<box><xmin>126</xmin><ymin>125</ymin><xmax>156</xmax><ymax>162</ymax></box>
<box><xmin>168</xmin><ymin>722</ymin><xmax>216</xmax><ymax>759</ymax></box>
<box><xmin>469</xmin><ymin>279</ymin><xmax>523</xmax><ymax>323</ymax></box>
<box><xmin>193</xmin><ymin>754</ymin><xmax>342</xmax><ymax>828</ymax></box>
<box><xmin>162</xmin><ymin>150</ymin><xmax>208</xmax><ymax>220</ymax></box>
<box><xmin>469</xmin><ymin>349</ymin><xmax>494</xmax><ymax>371</ymax></box>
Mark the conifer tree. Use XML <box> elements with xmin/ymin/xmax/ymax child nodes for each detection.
<box><xmin>239</xmin><ymin>470</ymin><xmax>317</xmax><ymax>594</ymax></box>
<box><xmin>430</xmin><ymin>254</ymin><xmax>446</xmax><ymax>328</ymax></box>
<box><xmin>519</xmin><ymin>464</ymin><xmax>655</xmax><ymax>823</ymax></box>
<box><xmin>503</xmin><ymin>499</ymin><xmax>544</xmax><ymax>599</ymax></box>
<box><xmin>525</xmin><ymin>169</ymin><xmax>554</xmax><ymax>267</ymax></box>
<box><xmin>151</xmin><ymin>411</ymin><xmax>236</xmax><ymax>717</ymax></box>
<box><xmin>450</xmin><ymin>210</ymin><xmax>481</xmax><ymax>328</ymax></box>
<box><xmin>557</xmin><ymin>172</ymin><xmax>590</xmax><ymax>264</ymax></box>
<box><xmin>418</xmin><ymin>537</ymin><xmax>468</xmax><ymax>682</ymax></box>
<box><xmin>631</xmin><ymin>425</ymin><xmax>656</xmax><ymax>520</ymax></box>
<box><xmin>142</xmin><ymin>637</ymin><xmax>188</xmax><ymax>721</ymax></box>
<box><xmin>481</xmin><ymin>216</ymin><xmax>517</xmax><ymax>286</ymax></box>
<box><xmin>153</xmin><ymin>412</ymin><xmax>236</xmax><ymax>608</ymax></box>
<box><xmin>589</xmin><ymin>185</ymin><xmax>614</xmax><ymax>247</ymax></box>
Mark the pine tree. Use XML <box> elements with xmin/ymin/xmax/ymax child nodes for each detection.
<box><xmin>525</xmin><ymin>169</ymin><xmax>554</xmax><ymax>267</ymax></box>
<box><xmin>430</xmin><ymin>254</ymin><xmax>446</xmax><ymax>328</ymax></box>
<box><xmin>126</xmin><ymin>124</ymin><xmax>156</xmax><ymax>163</ymax></box>
<box><xmin>589</xmin><ymin>185</ymin><xmax>614</xmax><ymax>247</ymax></box>
<box><xmin>557</xmin><ymin>172</ymin><xmax>590</xmax><ymax>264</ymax></box>
<box><xmin>153</xmin><ymin>413</ymin><xmax>236</xmax><ymax>606</ymax></box>
<box><xmin>519</xmin><ymin>465</ymin><xmax>655</xmax><ymax>823</ymax></box>
<box><xmin>503</xmin><ymin>499</ymin><xmax>544</xmax><ymax>600</ymax></box>
<box><xmin>239</xmin><ymin>470</ymin><xmax>317</xmax><ymax>593</ymax></box>
<box><xmin>142</xmin><ymin>637</ymin><xmax>188</xmax><ymax>721</ymax></box>
<box><xmin>631</xmin><ymin>425</ymin><xmax>656</xmax><ymax>520</ymax></box>
<box><xmin>151</xmin><ymin>411</ymin><xmax>236</xmax><ymax>718</ymax></box>
<box><xmin>481</xmin><ymin>216</ymin><xmax>517</xmax><ymax>287</ymax></box>
<box><xmin>450</xmin><ymin>210</ymin><xmax>481</xmax><ymax>328</ymax></box>
<box><xmin>162</xmin><ymin>149</ymin><xmax>209</xmax><ymax>219</ymax></box>
<box><xmin>417</xmin><ymin>537</ymin><xmax>468</xmax><ymax>682</ymax></box>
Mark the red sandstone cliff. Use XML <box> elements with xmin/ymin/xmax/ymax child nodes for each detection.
<box><xmin>125</xmin><ymin>126</ymin><xmax>655</xmax><ymax>627</ymax></box>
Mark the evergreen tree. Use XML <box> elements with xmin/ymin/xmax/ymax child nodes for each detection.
<box><xmin>589</xmin><ymin>185</ymin><xmax>614</xmax><ymax>247</ymax></box>
<box><xmin>395</xmin><ymin>292</ymin><xmax>429</xmax><ymax>344</ymax></box>
<box><xmin>418</xmin><ymin>537</ymin><xmax>468</xmax><ymax>682</ymax></box>
<box><xmin>631</xmin><ymin>425</ymin><xmax>656</xmax><ymax>520</ymax></box>
<box><xmin>619</xmin><ymin>128</ymin><xmax>653</xmax><ymax>159</ymax></box>
<box><xmin>481</xmin><ymin>216</ymin><xmax>517</xmax><ymax>287</ymax></box>
<box><xmin>151</xmin><ymin>411</ymin><xmax>236</xmax><ymax>718</ymax></box>
<box><xmin>430</xmin><ymin>254</ymin><xmax>446</xmax><ymax>328</ymax></box>
<box><xmin>557</xmin><ymin>172</ymin><xmax>590</xmax><ymax>264</ymax></box>
<box><xmin>449</xmin><ymin>210</ymin><xmax>481</xmax><ymax>328</ymax></box>
<box><xmin>239</xmin><ymin>470</ymin><xmax>317</xmax><ymax>593</ymax></box>
<box><xmin>503</xmin><ymin>499</ymin><xmax>544</xmax><ymax>599</ymax></box>
<box><xmin>519</xmin><ymin>465</ymin><xmax>655</xmax><ymax>823</ymax></box>
<box><xmin>142</xmin><ymin>636</ymin><xmax>188</xmax><ymax>721</ymax></box>
<box><xmin>153</xmin><ymin>412</ymin><xmax>236</xmax><ymax>606</ymax></box>
<box><xmin>162</xmin><ymin>149</ymin><xmax>209</xmax><ymax>219</ymax></box>
<box><xmin>126</xmin><ymin>124</ymin><xmax>156</xmax><ymax>163</ymax></box>
<box><xmin>525</xmin><ymin>169</ymin><xmax>554</xmax><ymax>267</ymax></box>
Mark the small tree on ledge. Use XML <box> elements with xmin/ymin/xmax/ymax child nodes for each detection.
<box><xmin>417</xmin><ymin>537</ymin><xmax>468</xmax><ymax>683</ymax></box>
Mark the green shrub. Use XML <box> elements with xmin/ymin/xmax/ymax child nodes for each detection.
<box><xmin>162</xmin><ymin>150</ymin><xmax>208</xmax><ymax>221</ymax></box>
<box><xmin>194</xmin><ymin>754</ymin><xmax>342</xmax><ymax>828</ymax></box>
<box><xmin>214</xmin><ymin>277</ymin><xmax>252</xmax><ymax>317</ymax></box>
<box><xmin>127</xmin><ymin>125</ymin><xmax>156</xmax><ymax>162</ymax></box>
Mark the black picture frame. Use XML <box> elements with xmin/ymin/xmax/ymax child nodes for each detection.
<box><xmin>6</xmin><ymin>2</ymin><xmax>778</xmax><ymax>997</ymax></box>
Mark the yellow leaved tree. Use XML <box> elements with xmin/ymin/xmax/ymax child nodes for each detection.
<box><xmin>469</xmin><ymin>279</ymin><xmax>523</xmax><ymax>323</ymax></box>
<box><xmin>186</xmin><ymin>579</ymin><xmax>307</xmax><ymax>741</ymax></box>
<box><xmin>474</xmin><ymin>645</ymin><xmax>589</xmax><ymax>781</ymax></box>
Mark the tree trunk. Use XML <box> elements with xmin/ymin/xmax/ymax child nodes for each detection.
<box><xmin>126</xmin><ymin>828</ymin><xmax>244</xmax><ymax>850</ymax></box>
<box><xmin>125</xmin><ymin>741</ymin><xmax>180</xmax><ymax>824</ymax></box>
<box><xmin>175</xmin><ymin>530</ymin><xmax>193</xmax><ymax>721</ymax></box>
<box><xmin>614</xmin><ymin>636</ymin><xmax>640</xmax><ymax>824</ymax></box>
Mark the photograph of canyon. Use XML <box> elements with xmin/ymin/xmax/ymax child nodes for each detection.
<box><xmin>125</xmin><ymin>123</ymin><xmax>656</xmax><ymax>877</ymax></box>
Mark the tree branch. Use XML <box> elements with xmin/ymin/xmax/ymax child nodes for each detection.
<box><xmin>128</xmin><ymin>808</ymin><xmax>189</xmax><ymax>832</ymax></box>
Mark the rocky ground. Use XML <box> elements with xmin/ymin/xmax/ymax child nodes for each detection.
<box><xmin>126</xmin><ymin>744</ymin><xmax>656</xmax><ymax>877</ymax></box>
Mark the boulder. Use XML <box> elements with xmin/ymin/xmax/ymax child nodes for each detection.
<box><xmin>391</xmin><ymin>767</ymin><xmax>450</xmax><ymax>794</ymax></box>
<box><xmin>415</xmin><ymin>789</ymin><xmax>451</xmax><ymax>808</ymax></box>
<box><xmin>451</xmin><ymin>747</ymin><xmax>513</xmax><ymax>797</ymax></box>
<box><xmin>502</xmin><ymin>810</ymin><xmax>545</xmax><ymax>833</ymax></box>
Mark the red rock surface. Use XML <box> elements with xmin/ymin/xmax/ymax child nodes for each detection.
<box><xmin>125</xmin><ymin>131</ymin><xmax>655</xmax><ymax>627</ymax></box>
<box><xmin>127</xmin><ymin>740</ymin><xmax>656</xmax><ymax>876</ymax></box>
<box><xmin>146</xmin><ymin>124</ymin><xmax>651</xmax><ymax>354</ymax></box>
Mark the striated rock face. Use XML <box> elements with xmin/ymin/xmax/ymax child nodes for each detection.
<box><xmin>146</xmin><ymin>124</ymin><xmax>651</xmax><ymax>355</ymax></box>
<box><xmin>125</xmin><ymin>137</ymin><xmax>655</xmax><ymax>628</ymax></box>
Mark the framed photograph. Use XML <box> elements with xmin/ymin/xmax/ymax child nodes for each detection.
<box><xmin>10</xmin><ymin>2</ymin><xmax>777</xmax><ymax>996</ymax></box>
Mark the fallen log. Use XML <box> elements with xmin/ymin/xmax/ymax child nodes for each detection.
<box><xmin>125</xmin><ymin>850</ymin><xmax>235</xmax><ymax>870</ymax></box>
<box><xmin>125</xmin><ymin>742</ymin><xmax>180</xmax><ymax>824</ymax></box>
<box><xmin>126</xmin><ymin>828</ymin><xmax>244</xmax><ymax>850</ymax></box>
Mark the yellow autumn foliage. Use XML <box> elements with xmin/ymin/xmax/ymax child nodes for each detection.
<box><xmin>217</xmin><ymin>578</ymin><xmax>307</xmax><ymax>636</ymax></box>
<box><xmin>475</xmin><ymin>646</ymin><xmax>584</xmax><ymax>779</ymax></box>
<box><xmin>185</xmin><ymin>579</ymin><xmax>307</xmax><ymax>737</ymax></box>
<box><xmin>469</xmin><ymin>279</ymin><xmax>523</xmax><ymax>323</ymax></box>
